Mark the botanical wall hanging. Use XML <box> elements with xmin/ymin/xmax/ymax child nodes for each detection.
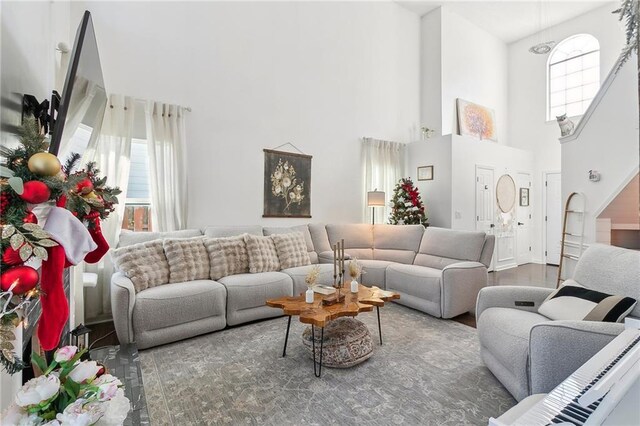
<box><xmin>263</xmin><ymin>149</ymin><xmax>311</xmax><ymax>218</ymax></box>
<box><xmin>456</xmin><ymin>99</ymin><xmax>497</xmax><ymax>142</ymax></box>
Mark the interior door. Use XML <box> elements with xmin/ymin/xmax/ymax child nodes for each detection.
<box><xmin>516</xmin><ymin>172</ymin><xmax>532</xmax><ymax>265</ymax></box>
<box><xmin>476</xmin><ymin>166</ymin><xmax>495</xmax><ymax>233</ymax></box>
<box><xmin>545</xmin><ymin>173</ymin><xmax>562</xmax><ymax>265</ymax></box>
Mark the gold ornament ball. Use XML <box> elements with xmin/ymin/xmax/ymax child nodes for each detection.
<box><xmin>27</xmin><ymin>152</ymin><xmax>61</xmax><ymax>176</ymax></box>
<box><xmin>83</xmin><ymin>191</ymin><xmax>99</xmax><ymax>200</ymax></box>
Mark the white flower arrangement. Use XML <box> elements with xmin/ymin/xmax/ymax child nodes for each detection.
<box><xmin>270</xmin><ymin>159</ymin><xmax>305</xmax><ymax>212</ymax></box>
<box><xmin>304</xmin><ymin>265</ymin><xmax>321</xmax><ymax>288</ymax></box>
<box><xmin>0</xmin><ymin>346</ymin><xmax>129</xmax><ymax>426</ymax></box>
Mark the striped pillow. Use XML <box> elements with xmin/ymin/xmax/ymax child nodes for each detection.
<box><xmin>271</xmin><ymin>232</ymin><xmax>311</xmax><ymax>269</ymax></box>
<box><xmin>244</xmin><ymin>234</ymin><xmax>280</xmax><ymax>273</ymax></box>
<box><xmin>538</xmin><ymin>281</ymin><xmax>637</xmax><ymax>322</ymax></box>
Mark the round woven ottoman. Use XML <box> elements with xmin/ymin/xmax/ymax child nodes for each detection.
<box><xmin>302</xmin><ymin>317</ymin><xmax>373</xmax><ymax>368</ymax></box>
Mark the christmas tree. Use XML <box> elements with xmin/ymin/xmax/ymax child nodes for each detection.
<box><xmin>388</xmin><ymin>178</ymin><xmax>428</xmax><ymax>226</ymax></box>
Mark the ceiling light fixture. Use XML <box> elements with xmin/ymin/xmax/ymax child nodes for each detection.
<box><xmin>529</xmin><ymin>0</ymin><xmax>556</xmax><ymax>55</ymax></box>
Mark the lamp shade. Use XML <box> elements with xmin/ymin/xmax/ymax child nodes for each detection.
<box><xmin>367</xmin><ymin>190</ymin><xmax>386</xmax><ymax>207</ymax></box>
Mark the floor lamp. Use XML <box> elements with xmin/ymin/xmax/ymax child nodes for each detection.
<box><xmin>367</xmin><ymin>189</ymin><xmax>386</xmax><ymax>225</ymax></box>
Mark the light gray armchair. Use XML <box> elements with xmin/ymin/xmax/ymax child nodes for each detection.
<box><xmin>476</xmin><ymin>244</ymin><xmax>640</xmax><ymax>401</ymax></box>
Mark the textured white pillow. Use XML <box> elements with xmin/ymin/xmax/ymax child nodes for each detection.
<box><xmin>244</xmin><ymin>234</ymin><xmax>280</xmax><ymax>273</ymax></box>
<box><xmin>163</xmin><ymin>237</ymin><xmax>210</xmax><ymax>283</ymax></box>
<box><xmin>203</xmin><ymin>235</ymin><xmax>250</xmax><ymax>280</ymax></box>
<box><xmin>271</xmin><ymin>232</ymin><xmax>311</xmax><ymax>269</ymax></box>
<box><xmin>111</xmin><ymin>240</ymin><xmax>170</xmax><ymax>292</ymax></box>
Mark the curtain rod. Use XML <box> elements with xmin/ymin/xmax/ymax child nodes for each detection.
<box><xmin>132</xmin><ymin>97</ymin><xmax>192</xmax><ymax>112</ymax></box>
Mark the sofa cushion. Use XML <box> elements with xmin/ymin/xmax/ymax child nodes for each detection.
<box><xmin>385</xmin><ymin>263</ymin><xmax>442</xmax><ymax>305</ymax></box>
<box><xmin>309</xmin><ymin>223</ymin><xmax>332</xmax><ymax>253</ymax></box>
<box><xmin>281</xmin><ymin>264</ymin><xmax>335</xmax><ymax>294</ymax></box>
<box><xmin>538</xmin><ymin>281</ymin><xmax>637</xmax><ymax>322</ymax></box>
<box><xmin>111</xmin><ymin>240</ymin><xmax>170</xmax><ymax>292</ymax></box>
<box><xmin>203</xmin><ymin>235</ymin><xmax>250</xmax><ymax>280</ymax></box>
<box><xmin>477</xmin><ymin>307</ymin><xmax>550</xmax><ymax>400</ymax></box>
<box><xmin>203</xmin><ymin>225</ymin><xmax>263</xmax><ymax>238</ymax></box>
<box><xmin>414</xmin><ymin>227</ymin><xmax>486</xmax><ymax>269</ymax></box>
<box><xmin>326</xmin><ymin>224</ymin><xmax>373</xmax><ymax>259</ymax></box>
<box><xmin>357</xmin><ymin>260</ymin><xmax>395</xmax><ymax>288</ymax></box>
<box><xmin>132</xmin><ymin>280</ymin><xmax>226</xmax><ymax>333</ymax></box>
<box><xmin>244</xmin><ymin>234</ymin><xmax>281</xmax><ymax>273</ymax></box>
<box><xmin>163</xmin><ymin>237</ymin><xmax>210</xmax><ymax>283</ymax></box>
<box><xmin>218</xmin><ymin>272</ymin><xmax>293</xmax><ymax>312</ymax></box>
<box><xmin>271</xmin><ymin>232</ymin><xmax>311</xmax><ymax>269</ymax></box>
<box><xmin>118</xmin><ymin>229</ymin><xmax>202</xmax><ymax>248</ymax></box>
<box><xmin>373</xmin><ymin>224</ymin><xmax>423</xmax><ymax>264</ymax></box>
<box><xmin>572</xmin><ymin>244</ymin><xmax>640</xmax><ymax>318</ymax></box>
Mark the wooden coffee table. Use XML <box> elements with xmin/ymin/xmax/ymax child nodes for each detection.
<box><xmin>266</xmin><ymin>283</ymin><xmax>399</xmax><ymax>377</ymax></box>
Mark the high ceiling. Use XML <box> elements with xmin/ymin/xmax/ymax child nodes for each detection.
<box><xmin>396</xmin><ymin>1</ymin><xmax>612</xmax><ymax>43</ymax></box>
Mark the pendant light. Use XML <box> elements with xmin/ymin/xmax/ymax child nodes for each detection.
<box><xmin>529</xmin><ymin>0</ymin><xmax>556</xmax><ymax>54</ymax></box>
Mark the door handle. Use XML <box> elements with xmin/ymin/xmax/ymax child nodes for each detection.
<box><xmin>490</xmin><ymin>224</ymin><xmax>495</xmax><ymax>228</ymax></box>
<box><xmin>517</xmin><ymin>222</ymin><xmax>524</xmax><ymax>225</ymax></box>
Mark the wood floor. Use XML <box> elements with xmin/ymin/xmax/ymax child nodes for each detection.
<box><xmin>87</xmin><ymin>263</ymin><xmax>559</xmax><ymax>347</ymax></box>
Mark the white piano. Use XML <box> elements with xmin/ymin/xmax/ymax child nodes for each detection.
<box><xmin>490</xmin><ymin>328</ymin><xmax>640</xmax><ymax>426</ymax></box>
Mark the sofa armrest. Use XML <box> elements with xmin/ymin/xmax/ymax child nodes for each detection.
<box><xmin>476</xmin><ymin>285</ymin><xmax>554</xmax><ymax>322</ymax></box>
<box><xmin>317</xmin><ymin>250</ymin><xmax>352</xmax><ymax>264</ymax></box>
<box><xmin>440</xmin><ymin>262</ymin><xmax>488</xmax><ymax>318</ymax></box>
<box><xmin>110</xmin><ymin>272</ymin><xmax>136</xmax><ymax>345</ymax></box>
<box><xmin>529</xmin><ymin>320</ymin><xmax>624</xmax><ymax>394</ymax></box>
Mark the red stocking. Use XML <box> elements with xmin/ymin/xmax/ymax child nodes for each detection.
<box><xmin>37</xmin><ymin>245</ymin><xmax>69</xmax><ymax>351</ymax></box>
<box><xmin>84</xmin><ymin>219</ymin><xmax>109</xmax><ymax>264</ymax></box>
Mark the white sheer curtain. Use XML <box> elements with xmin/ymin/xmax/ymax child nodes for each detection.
<box><xmin>144</xmin><ymin>101</ymin><xmax>188</xmax><ymax>231</ymax></box>
<box><xmin>362</xmin><ymin>138</ymin><xmax>406</xmax><ymax>224</ymax></box>
<box><xmin>83</xmin><ymin>94</ymin><xmax>134</xmax><ymax>320</ymax></box>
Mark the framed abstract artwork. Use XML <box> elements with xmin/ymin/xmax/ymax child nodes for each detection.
<box><xmin>263</xmin><ymin>149</ymin><xmax>312</xmax><ymax>218</ymax></box>
<box><xmin>456</xmin><ymin>99</ymin><xmax>497</xmax><ymax>142</ymax></box>
<box><xmin>417</xmin><ymin>165</ymin><xmax>434</xmax><ymax>181</ymax></box>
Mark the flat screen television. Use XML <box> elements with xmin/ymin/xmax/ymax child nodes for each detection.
<box><xmin>49</xmin><ymin>11</ymin><xmax>107</xmax><ymax>162</ymax></box>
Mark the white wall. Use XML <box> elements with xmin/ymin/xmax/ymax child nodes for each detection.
<box><xmin>70</xmin><ymin>1</ymin><xmax>420</xmax><ymax>228</ymax></box>
<box><xmin>408</xmin><ymin>136</ymin><xmax>452</xmax><ymax>227</ymax></box>
<box><xmin>507</xmin><ymin>3</ymin><xmax>625</xmax><ymax>261</ymax></box>
<box><xmin>561</xmin><ymin>55</ymin><xmax>639</xmax><ymax>245</ymax></box>
<box><xmin>420</xmin><ymin>8</ymin><xmax>442</xmax><ymax>135</ymax></box>
<box><xmin>440</xmin><ymin>8</ymin><xmax>509</xmax><ymax>144</ymax></box>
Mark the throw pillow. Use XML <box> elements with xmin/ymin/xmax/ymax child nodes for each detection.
<box><xmin>244</xmin><ymin>234</ymin><xmax>281</xmax><ymax>273</ymax></box>
<box><xmin>203</xmin><ymin>235</ymin><xmax>250</xmax><ymax>280</ymax></box>
<box><xmin>163</xmin><ymin>237</ymin><xmax>210</xmax><ymax>283</ymax></box>
<box><xmin>271</xmin><ymin>231</ymin><xmax>311</xmax><ymax>269</ymax></box>
<box><xmin>538</xmin><ymin>281</ymin><xmax>637</xmax><ymax>322</ymax></box>
<box><xmin>111</xmin><ymin>240</ymin><xmax>170</xmax><ymax>292</ymax></box>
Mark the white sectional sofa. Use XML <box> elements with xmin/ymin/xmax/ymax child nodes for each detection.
<box><xmin>111</xmin><ymin>224</ymin><xmax>494</xmax><ymax>349</ymax></box>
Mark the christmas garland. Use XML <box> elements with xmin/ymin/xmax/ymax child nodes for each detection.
<box><xmin>0</xmin><ymin>117</ymin><xmax>120</xmax><ymax>374</ymax></box>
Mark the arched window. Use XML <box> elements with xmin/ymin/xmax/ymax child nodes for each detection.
<box><xmin>547</xmin><ymin>34</ymin><xmax>600</xmax><ymax>120</ymax></box>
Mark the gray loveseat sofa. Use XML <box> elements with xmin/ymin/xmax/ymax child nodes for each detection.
<box><xmin>111</xmin><ymin>224</ymin><xmax>494</xmax><ymax>349</ymax></box>
<box><xmin>476</xmin><ymin>244</ymin><xmax>640</xmax><ymax>402</ymax></box>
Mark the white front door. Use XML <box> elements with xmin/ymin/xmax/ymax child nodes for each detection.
<box><xmin>516</xmin><ymin>172</ymin><xmax>532</xmax><ymax>265</ymax></box>
<box><xmin>476</xmin><ymin>166</ymin><xmax>495</xmax><ymax>233</ymax></box>
<box><xmin>545</xmin><ymin>173</ymin><xmax>562</xmax><ymax>265</ymax></box>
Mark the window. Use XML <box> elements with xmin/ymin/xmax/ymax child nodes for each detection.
<box><xmin>121</xmin><ymin>139</ymin><xmax>153</xmax><ymax>231</ymax></box>
<box><xmin>547</xmin><ymin>34</ymin><xmax>600</xmax><ymax>120</ymax></box>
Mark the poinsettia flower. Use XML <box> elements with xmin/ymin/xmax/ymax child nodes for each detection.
<box><xmin>15</xmin><ymin>375</ymin><xmax>60</xmax><ymax>407</ymax></box>
<box><xmin>54</xmin><ymin>346</ymin><xmax>78</xmax><ymax>363</ymax></box>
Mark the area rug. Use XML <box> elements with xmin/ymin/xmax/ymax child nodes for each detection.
<box><xmin>139</xmin><ymin>303</ymin><xmax>515</xmax><ymax>425</ymax></box>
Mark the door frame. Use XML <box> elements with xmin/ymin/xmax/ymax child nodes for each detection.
<box><xmin>516</xmin><ymin>170</ymin><xmax>532</xmax><ymax>265</ymax></box>
<box><xmin>543</xmin><ymin>170</ymin><xmax>561</xmax><ymax>265</ymax></box>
